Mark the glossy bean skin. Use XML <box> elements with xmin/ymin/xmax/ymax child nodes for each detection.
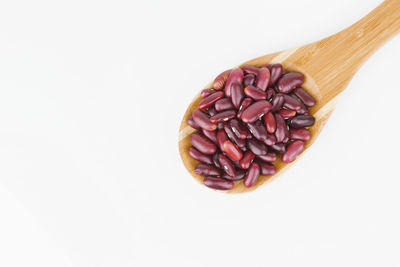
<box><xmin>264</xmin><ymin>134</ymin><xmax>277</xmax><ymax>146</ymax></box>
<box><xmin>202</xmin><ymin>129</ymin><xmax>218</xmax><ymax>144</ymax></box>
<box><xmin>242</xmin><ymin>65</ymin><xmax>260</xmax><ymax>75</ymax></box>
<box><xmin>203</xmin><ymin>177</ymin><xmax>234</xmax><ymax>190</ymax></box>
<box><xmin>264</xmin><ymin>112</ymin><xmax>276</xmax><ymax>134</ymax></box>
<box><xmin>215</xmin><ymin>98</ymin><xmax>234</xmax><ymax>111</ymax></box>
<box><xmin>210</xmin><ymin>110</ymin><xmax>236</xmax><ymax>123</ymax></box>
<box><xmin>190</xmin><ymin>132</ymin><xmax>217</xmax><ymax>155</ymax></box>
<box><xmin>266</xmin><ymin>88</ymin><xmax>276</xmax><ymax>100</ymax></box>
<box><xmin>293</xmin><ymin>87</ymin><xmax>316</xmax><ymax>107</ymax></box>
<box><xmin>278</xmin><ymin>109</ymin><xmax>296</xmax><ymax>119</ymax></box>
<box><xmin>241</xmin><ymin>100</ymin><xmax>272</xmax><ymax>123</ymax></box>
<box><xmin>289</xmin><ymin>128</ymin><xmax>311</xmax><ymax>141</ymax></box>
<box><xmin>195</xmin><ymin>163</ymin><xmax>221</xmax><ymax>176</ymax></box>
<box><xmin>290</xmin><ymin>115</ymin><xmax>315</xmax><ymax>128</ymax></box>
<box><xmin>257</xmin><ymin>161</ymin><xmax>276</xmax><ymax>176</ymax></box>
<box><xmin>230</xmin><ymin>119</ymin><xmax>249</xmax><ymax>139</ymax></box>
<box><xmin>277</xmin><ymin>72</ymin><xmax>305</xmax><ymax>93</ymax></box>
<box><xmin>281</xmin><ymin>140</ymin><xmax>304</xmax><ymax>163</ymax></box>
<box><xmin>240</xmin><ymin>151</ymin><xmax>255</xmax><ymax>169</ymax></box>
<box><xmin>269</xmin><ymin>64</ymin><xmax>284</xmax><ymax>86</ymax></box>
<box><xmin>192</xmin><ymin>109</ymin><xmax>217</xmax><ymax>131</ymax></box>
<box><xmin>208</xmin><ymin>106</ymin><xmax>218</xmax><ymax>116</ymax></box>
<box><xmin>243</xmin><ymin>74</ymin><xmax>256</xmax><ymax>87</ymax></box>
<box><xmin>189</xmin><ymin>146</ymin><xmax>213</xmax><ymax>164</ymax></box>
<box><xmin>244</xmin><ymin>162</ymin><xmax>260</xmax><ymax>188</ymax></box>
<box><xmin>247</xmin><ymin>121</ymin><xmax>268</xmax><ymax>143</ymax></box>
<box><xmin>274</xmin><ymin>113</ymin><xmax>289</xmax><ymax>143</ymax></box>
<box><xmin>198</xmin><ymin>91</ymin><xmax>225</xmax><ymax>109</ymax></box>
<box><xmin>270</xmin><ymin>94</ymin><xmax>285</xmax><ymax>112</ymax></box>
<box><xmin>201</xmin><ymin>89</ymin><xmax>215</xmax><ymax>98</ymax></box>
<box><xmin>231</xmin><ymin>82</ymin><xmax>244</xmax><ymax>109</ymax></box>
<box><xmin>216</xmin><ymin>129</ymin><xmax>229</xmax><ymax>152</ymax></box>
<box><xmin>223</xmin><ymin>122</ymin><xmax>247</xmax><ymax>148</ymax></box>
<box><xmin>271</xmin><ymin>143</ymin><xmax>286</xmax><ymax>154</ymax></box>
<box><xmin>188</xmin><ymin>115</ymin><xmax>200</xmax><ymax>130</ymax></box>
<box><xmin>257</xmin><ymin>152</ymin><xmax>277</xmax><ymax>162</ymax></box>
<box><xmin>255</xmin><ymin>67</ymin><xmax>270</xmax><ymax>91</ymax></box>
<box><xmin>222</xmin><ymin>169</ymin><xmax>246</xmax><ymax>181</ymax></box>
<box><xmin>213</xmin><ymin>69</ymin><xmax>232</xmax><ymax>90</ymax></box>
<box><xmin>247</xmin><ymin>139</ymin><xmax>268</xmax><ymax>156</ymax></box>
<box><xmin>223</xmin><ymin>140</ymin><xmax>243</xmax><ymax>161</ymax></box>
<box><xmin>244</xmin><ymin>85</ymin><xmax>267</xmax><ymax>100</ymax></box>
<box><xmin>283</xmin><ymin>94</ymin><xmax>304</xmax><ymax>112</ymax></box>
<box><xmin>218</xmin><ymin>154</ymin><xmax>236</xmax><ymax>178</ymax></box>
<box><xmin>225</xmin><ymin>68</ymin><xmax>244</xmax><ymax>97</ymax></box>
<box><xmin>236</xmin><ymin>98</ymin><xmax>253</xmax><ymax>119</ymax></box>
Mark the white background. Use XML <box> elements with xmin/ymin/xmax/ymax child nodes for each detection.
<box><xmin>0</xmin><ymin>0</ymin><xmax>399</xmax><ymax>266</ymax></box>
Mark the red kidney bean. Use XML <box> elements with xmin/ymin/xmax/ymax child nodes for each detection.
<box><xmin>190</xmin><ymin>132</ymin><xmax>217</xmax><ymax>155</ymax></box>
<box><xmin>289</xmin><ymin>128</ymin><xmax>311</xmax><ymax>141</ymax></box>
<box><xmin>218</xmin><ymin>154</ymin><xmax>236</xmax><ymax>178</ymax></box>
<box><xmin>257</xmin><ymin>161</ymin><xmax>276</xmax><ymax>176</ymax></box>
<box><xmin>281</xmin><ymin>140</ymin><xmax>304</xmax><ymax>163</ymax></box>
<box><xmin>264</xmin><ymin>133</ymin><xmax>277</xmax><ymax>146</ymax></box>
<box><xmin>247</xmin><ymin>121</ymin><xmax>268</xmax><ymax>142</ymax></box>
<box><xmin>203</xmin><ymin>177</ymin><xmax>234</xmax><ymax>190</ymax></box>
<box><xmin>242</xmin><ymin>65</ymin><xmax>260</xmax><ymax>75</ymax></box>
<box><xmin>244</xmin><ymin>162</ymin><xmax>260</xmax><ymax>188</ymax></box>
<box><xmin>195</xmin><ymin>163</ymin><xmax>221</xmax><ymax>176</ymax></box>
<box><xmin>223</xmin><ymin>122</ymin><xmax>247</xmax><ymax>148</ymax></box>
<box><xmin>283</xmin><ymin>94</ymin><xmax>304</xmax><ymax>112</ymax></box>
<box><xmin>239</xmin><ymin>151</ymin><xmax>255</xmax><ymax>169</ymax></box>
<box><xmin>217</xmin><ymin>129</ymin><xmax>229</xmax><ymax>152</ymax></box>
<box><xmin>257</xmin><ymin>152</ymin><xmax>277</xmax><ymax>162</ymax></box>
<box><xmin>199</xmin><ymin>91</ymin><xmax>225</xmax><ymax>109</ymax></box>
<box><xmin>241</xmin><ymin>100</ymin><xmax>272</xmax><ymax>123</ymax></box>
<box><xmin>236</xmin><ymin>98</ymin><xmax>253</xmax><ymax>119</ymax></box>
<box><xmin>188</xmin><ymin>115</ymin><xmax>200</xmax><ymax>129</ymax></box>
<box><xmin>231</xmin><ymin>82</ymin><xmax>244</xmax><ymax>109</ymax></box>
<box><xmin>192</xmin><ymin>109</ymin><xmax>217</xmax><ymax>131</ymax></box>
<box><xmin>264</xmin><ymin>111</ymin><xmax>276</xmax><ymax>134</ymax></box>
<box><xmin>266</xmin><ymin>88</ymin><xmax>276</xmax><ymax>100</ymax></box>
<box><xmin>213</xmin><ymin>152</ymin><xmax>221</xmax><ymax>168</ymax></box>
<box><xmin>270</xmin><ymin>94</ymin><xmax>285</xmax><ymax>112</ymax></box>
<box><xmin>210</xmin><ymin>110</ymin><xmax>236</xmax><ymax>123</ymax></box>
<box><xmin>213</xmin><ymin>69</ymin><xmax>232</xmax><ymax>90</ymax></box>
<box><xmin>201</xmin><ymin>89</ymin><xmax>215</xmax><ymax>98</ymax></box>
<box><xmin>277</xmin><ymin>72</ymin><xmax>305</xmax><ymax>93</ymax></box>
<box><xmin>244</xmin><ymin>85</ymin><xmax>267</xmax><ymax>100</ymax></box>
<box><xmin>223</xmin><ymin>140</ymin><xmax>243</xmax><ymax>161</ymax></box>
<box><xmin>271</xmin><ymin>143</ymin><xmax>286</xmax><ymax>154</ymax></box>
<box><xmin>225</xmin><ymin>68</ymin><xmax>244</xmax><ymax>97</ymax></box>
<box><xmin>247</xmin><ymin>139</ymin><xmax>268</xmax><ymax>156</ymax></box>
<box><xmin>255</xmin><ymin>67</ymin><xmax>270</xmax><ymax>91</ymax></box>
<box><xmin>222</xmin><ymin>169</ymin><xmax>246</xmax><ymax>181</ymax></box>
<box><xmin>293</xmin><ymin>87</ymin><xmax>316</xmax><ymax>107</ymax></box>
<box><xmin>274</xmin><ymin>113</ymin><xmax>289</xmax><ymax>143</ymax></box>
<box><xmin>202</xmin><ymin>129</ymin><xmax>218</xmax><ymax>144</ymax></box>
<box><xmin>278</xmin><ymin>109</ymin><xmax>296</xmax><ymax>119</ymax></box>
<box><xmin>189</xmin><ymin>146</ymin><xmax>213</xmax><ymax>164</ymax></box>
<box><xmin>269</xmin><ymin>64</ymin><xmax>284</xmax><ymax>86</ymax></box>
<box><xmin>290</xmin><ymin>115</ymin><xmax>315</xmax><ymax>128</ymax></box>
<box><xmin>215</xmin><ymin>98</ymin><xmax>234</xmax><ymax>112</ymax></box>
<box><xmin>230</xmin><ymin>119</ymin><xmax>249</xmax><ymax>139</ymax></box>
<box><xmin>243</xmin><ymin>74</ymin><xmax>256</xmax><ymax>87</ymax></box>
<box><xmin>208</xmin><ymin>106</ymin><xmax>218</xmax><ymax>116</ymax></box>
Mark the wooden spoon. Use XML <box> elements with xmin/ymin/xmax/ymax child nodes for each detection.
<box><xmin>179</xmin><ymin>0</ymin><xmax>400</xmax><ymax>193</ymax></box>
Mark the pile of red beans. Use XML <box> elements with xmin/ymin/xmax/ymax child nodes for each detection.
<box><xmin>187</xmin><ymin>64</ymin><xmax>316</xmax><ymax>190</ymax></box>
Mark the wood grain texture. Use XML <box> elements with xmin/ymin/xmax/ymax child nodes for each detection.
<box><xmin>179</xmin><ymin>0</ymin><xmax>400</xmax><ymax>193</ymax></box>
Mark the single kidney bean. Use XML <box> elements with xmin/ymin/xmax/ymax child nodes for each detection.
<box><xmin>195</xmin><ymin>163</ymin><xmax>221</xmax><ymax>176</ymax></box>
<box><xmin>213</xmin><ymin>152</ymin><xmax>221</xmax><ymax>168</ymax></box>
<box><xmin>231</xmin><ymin>82</ymin><xmax>244</xmax><ymax>109</ymax></box>
<box><xmin>281</xmin><ymin>140</ymin><xmax>305</xmax><ymax>163</ymax></box>
<box><xmin>242</xmin><ymin>65</ymin><xmax>260</xmax><ymax>75</ymax></box>
<box><xmin>264</xmin><ymin>133</ymin><xmax>277</xmax><ymax>146</ymax></box>
<box><xmin>189</xmin><ymin>146</ymin><xmax>213</xmax><ymax>164</ymax></box>
<box><xmin>230</xmin><ymin>119</ymin><xmax>249</xmax><ymax>139</ymax></box>
<box><xmin>283</xmin><ymin>94</ymin><xmax>304</xmax><ymax>112</ymax></box>
<box><xmin>222</xmin><ymin>169</ymin><xmax>246</xmax><ymax>181</ymax></box>
<box><xmin>243</xmin><ymin>74</ymin><xmax>256</xmax><ymax>87</ymax></box>
<box><xmin>247</xmin><ymin>122</ymin><xmax>268</xmax><ymax>142</ymax></box>
<box><xmin>201</xmin><ymin>89</ymin><xmax>215</xmax><ymax>98</ymax></box>
<box><xmin>289</xmin><ymin>128</ymin><xmax>311</xmax><ymax>141</ymax></box>
<box><xmin>203</xmin><ymin>177</ymin><xmax>234</xmax><ymax>190</ymax></box>
<box><xmin>278</xmin><ymin>109</ymin><xmax>296</xmax><ymax>119</ymax></box>
<box><xmin>192</xmin><ymin>109</ymin><xmax>217</xmax><ymax>131</ymax></box>
<box><xmin>188</xmin><ymin>115</ymin><xmax>200</xmax><ymax>130</ymax></box>
<box><xmin>213</xmin><ymin>69</ymin><xmax>232</xmax><ymax>90</ymax></box>
<box><xmin>217</xmin><ymin>129</ymin><xmax>229</xmax><ymax>152</ymax></box>
<box><xmin>241</xmin><ymin>100</ymin><xmax>272</xmax><ymax>123</ymax></box>
<box><xmin>266</xmin><ymin>88</ymin><xmax>276</xmax><ymax>100</ymax></box>
<box><xmin>255</xmin><ymin>67</ymin><xmax>270</xmax><ymax>91</ymax></box>
<box><xmin>269</xmin><ymin>63</ymin><xmax>284</xmax><ymax>86</ymax></box>
<box><xmin>244</xmin><ymin>162</ymin><xmax>260</xmax><ymax>188</ymax></box>
<box><xmin>277</xmin><ymin>72</ymin><xmax>305</xmax><ymax>93</ymax></box>
<box><xmin>223</xmin><ymin>140</ymin><xmax>243</xmax><ymax>161</ymax></box>
<box><xmin>275</xmin><ymin>113</ymin><xmax>289</xmax><ymax>143</ymax></box>
<box><xmin>264</xmin><ymin>111</ymin><xmax>276</xmax><ymax>134</ymax></box>
<box><xmin>199</xmin><ymin>91</ymin><xmax>225</xmax><ymax>109</ymax></box>
<box><xmin>225</xmin><ymin>68</ymin><xmax>244</xmax><ymax>97</ymax></box>
<box><xmin>210</xmin><ymin>110</ymin><xmax>236</xmax><ymax>123</ymax></box>
<box><xmin>218</xmin><ymin>154</ymin><xmax>236</xmax><ymax>178</ymax></box>
<box><xmin>244</xmin><ymin>85</ymin><xmax>267</xmax><ymax>100</ymax></box>
<box><xmin>202</xmin><ymin>129</ymin><xmax>218</xmax><ymax>144</ymax></box>
<box><xmin>293</xmin><ymin>87</ymin><xmax>316</xmax><ymax>107</ymax></box>
<box><xmin>236</xmin><ymin>98</ymin><xmax>253</xmax><ymax>119</ymax></box>
<box><xmin>290</xmin><ymin>115</ymin><xmax>315</xmax><ymax>128</ymax></box>
<box><xmin>257</xmin><ymin>152</ymin><xmax>277</xmax><ymax>162</ymax></box>
<box><xmin>240</xmin><ymin>151</ymin><xmax>255</xmax><ymax>169</ymax></box>
<box><xmin>270</xmin><ymin>94</ymin><xmax>285</xmax><ymax>112</ymax></box>
<box><xmin>190</xmin><ymin>132</ymin><xmax>217</xmax><ymax>155</ymax></box>
<box><xmin>223</xmin><ymin>122</ymin><xmax>247</xmax><ymax>148</ymax></box>
<box><xmin>215</xmin><ymin>98</ymin><xmax>234</xmax><ymax>112</ymax></box>
<box><xmin>271</xmin><ymin>143</ymin><xmax>286</xmax><ymax>154</ymax></box>
<box><xmin>247</xmin><ymin>139</ymin><xmax>268</xmax><ymax>156</ymax></box>
<box><xmin>257</xmin><ymin>161</ymin><xmax>276</xmax><ymax>176</ymax></box>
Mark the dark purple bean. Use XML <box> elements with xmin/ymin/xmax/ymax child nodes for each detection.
<box><xmin>270</xmin><ymin>94</ymin><xmax>285</xmax><ymax>112</ymax></box>
<box><xmin>201</xmin><ymin>89</ymin><xmax>215</xmax><ymax>98</ymax></box>
<box><xmin>213</xmin><ymin>153</ymin><xmax>221</xmax><ymax>168</ymax></box>
<box><xmin>290</xmin><ymin>115</ymin><xmax>315</xmax><ymax>128</ymax></box>
<box><xmin>243</xmin><ymin>74</ymin><xmax>256</xmax><ymax>87</ymax></box>
<box><xmin>237</xmin><ymin>98</ymin><xmax>253</xmax><ymax>119</ymax></box>
<box><xmin>215</xmin><ymin>98</ymin><xmax>234</xmax><ymax>112</ymax></box>
<box><xmin>225</xmin><ymin>68</ymin><xmax>244</xmax><ymax>97</ymax></box>
<box><xmin>281</xmin><ymin>140</ymin><xmax>304</xmax><ymax>163</ymax></box>
<box><xmin>213</xmin><ymin>69</ymin><xmax>232</xmax><ymax>90</ymax></box>
<box><xmin>247</xmin><ymin>139</ymin><xmax>268</xmax><ymax>156</ymax></box>
<box><xmin>257</xmin><ymin>161</ymin><xmax>276</xmax><ymax>176</ymax></box>
<box><xmin>247</xmin><ymin>122</ymin><xmax>268</xmax><ymax>142</ymax></box>
<box><xmin>278</xmin><ymin>109</ymin><xmax>296</xmax><ymax>119</ymax></box>
<box><xmin>266</xmin><ymin>88</ymin><xmax>276</xmax><ymax>100</ymax></box>
<box><xmin>210</xmin><ymin>110</ymin><xmax>236</xmax><ymax>123</ymax></box>
<box><xmin>223</xmin><ymin>122</ymin><xmax>247</xmax><ymax>148</ymax></box>
<box><xmin>244</xmin><ymin>85</ymin><xmax>267</xmax><ymax>100</ymax></box>
<box><xmin>264</xmin><ymin>134</ymin><xmax>276</xmax><ymax>146</ymax></box>
<box><xmin>188</xmin><ymin>115</ymin><xmax>200</xmax><ymax>130</ymax></box>
<box><xmin>257</xmin><ymin>152</ymin><xmax>277</xmax><ymax>163</ymax></box>
<box><xmin>277</xmin><ymin>72</ymin><xmax>305</xmax><ymax>94</ymax></box>
<box><xmin>239</xmin><ymin>151</ymin><xmax>255</xmax><ymax>169</ymax></box>
<box><xmin>190</xmin><ymin>132</ymin><xmax>217</xmax><ymax>155</ymax></box>
<box><xmin>293</xmin><ymin>87</ymin><xmax>316</xmax><ymax>107</ymax></box>
<box><xmin>271</xmin><ymin>143</ymin><xmax>286</xmax><ymax>154</ymax></box>
<box><xmin>264</xmin><ymin>111</ymin><xmax>276</xmax><ymax>134</ymax></box>
<box><xmin>192</xmin><ymin>109</ymin><xmax>217</xmax><ymax>131</ymax></box>
<box><xmin>198</xmin><ymin>91</ymin><xmax>225</xmax><ymax>109</ymax></box>
<box><xmin>217</xmin><ymin>129</ymin><xmax>229</xmax><ymax>152</ymax></box>
<box><xmin>241</xmin><ymin>100</ymin><xmax>272</xmax><ymax>123</ymax></box>
<box><xmin>274</xmin><ymin>113</ymin><xmax>289</xmax><ymax>143</ymax></box>
<box><xmin>202</xmin><ymin>129</ymin><xmax>218</xmax><ymax>144</ymax></box>
<box><xmin>223</xmin><ymin>140</ymin><xmax>243</xmax><ymax>161</ymax></box>
<box><xmin>195</xmin><ymin>163</ymin><xmax>221</xmax><ymax>176</ymax></box>
<box><xmin>244</xmin><ymin>162</ymin><xmax>260</xmax><ymax>188</ymax></box>
<box><xmin>231</xmin><ymin>82</ymin><xmax>244</xmax><ymax>109</ymax></box>
<box><xmin>242</xmin><ymin>65</ymin><xmax>260</xmax><ymax>75</ymax></box>
<box><xmin>289</xmin><ymin>128</ymin><xmax>311</xmax><ymax>141</ymax></box>
<box><xmin>218</xmin><ymin>154</ymin><xmax>236</xmax><ymax>178</ymax></box>
<box><xmin>269</xmin><ymin>64</ymin><xmax>284</xmax><ymax>86</ymax></box>
<box><xmin>255</xmin><ymin>67</ymin><xmax>270</xmax><ymax>91</ymax></box>
<box><xmin>203</xmin><ymin>177</ymin><xmax>234</xmax><ymax>190</ymax></box>
<box><xmin>283</xmin><ymin>94</ymin><xmax>304</xmax><ymax>112</ymax></box>
<box><xmin>230</xmin><ymin>119</ymin><xmax>249</xmax><ymax>139</ymax></box>
<box><xmin>189</xmin><ymin>146</ymin><xmax>213</xmax><ymax>164</ymax></box>
<box><xmin>222</xmin><ymin>169</ymin><xmax>246</xmax><ymax>181</ymax></box>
